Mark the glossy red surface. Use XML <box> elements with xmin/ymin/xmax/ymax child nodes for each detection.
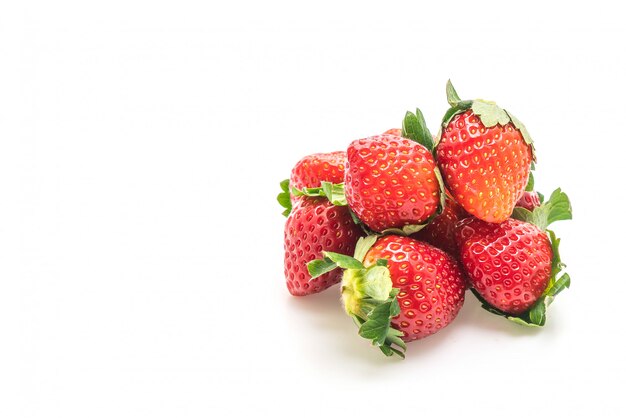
<box><xmin>412</xmin><ymin>195</ymin><xmax>468</xmax><ymax>256</ymax></box>
<box><xmin>456</xmin><ymin>218</ymin><xmax>552</xmax><ymax>314</ymax></box>
<box><xmin>284</xmin><ymin>198</ymin><xmax>365</xmax><ymax>296</ymax></box>
<box><xmin>289</xmin><ymin>151</ymin><xmax>346</xmax><ymax>191</ymax></box>
<box><xmin>345</xmin><ymin>135</ymin><xmax>440</xmax><ymax>232</ymax></box>
<box><xmin>364</xmin><ymin>235</ymin><xmax>466</xmax><ymax>342</ymax></box>
<box><xmin>437</xmin><ymin>110</ymin><xmax>532</xmax><ymax>223</ymax></box>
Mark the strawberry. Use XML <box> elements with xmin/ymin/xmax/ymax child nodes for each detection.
<box><xmin>457</xmin><ymin>188</ymin><xmax>572</xmax><ymax>325</ymax></box>
<box><xmin>308</xmin><ymin>235</ymin><xmax>466</xmax><ymax>357</ymax></box>
<box><xmin>277</xmin><ymin>151</ymin><xmax>347</xmax><ymax>217</ymax></box>
<box><xmin>516</xmin><ymin>191</ymin><xmax>541</xmax><ymax>211</ymax></box>
<box><xmin>411</xmin><ymin>193</ymin><xmax>468</xmax><ymax>256</ymax></box>
<box><xmin>344</xmin><ymin>132</ymin><xmax>443</xmax><ymax>233</ymax></box>
<box><xmin>290</xmin><ymin>151</ymin><xmax>347</xmax><ymax>191</ymax></box>
<box><xmin>283</xmin><ymin>189</ymin><xmax>365</xmax><ymax>296</ymax></box>
<box><xmin>435</xmin><ymin>81</ymin><xmax>534</xmax><ymax>223</ymax></box>
<box><xmin>382</xmin><ymin>128</ymin><xmax>403</xmax><ymax>137</ymax></box>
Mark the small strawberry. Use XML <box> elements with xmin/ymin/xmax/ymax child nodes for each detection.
<box><xmin>308</xmin><ymin>235</ymin><xmax>466</xmax><ymax>357</ymax></box>
<box><xmin>344</xmin><ymin>129</ymin><xmax>443</xmax><ymax>233</ymax></box>
<box><xmin>435</xmin><ymin>80</ymin><xmax>534</xmax><ymax>223</ymax></box>
<box><xmin>411</xmin><ymin>193</ymin><xmax>468</xmax><ymax>256</ymax></box>
<box><xmin>457</xmin><ymin>188</ymin><xmax>572</xmax><ymax>325</ymax></box>
<box><xmin>516</xmin><ymin>191</ymin><xmax>541</xmax><ymax>211</ymax></box>
<box><xmin>277</xmin><ymin>151</ymin><xmax>347</xmax><ymax>217</ymax></box>
<box><xmin>283</xmin><ymin>185</ymin><xmax>365</xmax><ymax>296</ymax></box>
<box><xmin>290</xmin><ymin>151</ymin><xmax>347</xmax><ymax>191</ymax></box>
<box><xmin>382</xmin><ymin>128</ymin><xmax>403</xmax><ymax>137</ymax></box>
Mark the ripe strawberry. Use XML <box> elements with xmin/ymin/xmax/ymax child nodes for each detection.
<box><xmin>457</xmin><ymin>188</ymin><xmax>572</xmax><ymax>325</ymax></box>
<box><xmin>435</xmin><ymin>81</ymin><xmax>534</xmax><ymax>223</ymax></box>
<box><xmin>308</xmin><ymin>235</ymin><xmax>466</xmax><ymax>357</ymax></box>
<box><xmin>411</xmin><ymin>193</ymin><xmax>468</xmax><ymax>256</ymax></box>
<box><xmin>284</xmin><ymin>195</ymin><xmax>365</xmax><ymax>296</ymax></box>
<box><xmin>344</xmin><ymin>134</ymin><xmax>442</xmax><ymax>233</ymax></box>
<box><xmin>290</xmin><ymin>151</ymin><xmax>347</xmax><ymax>191</ymax></box>
<box><xmin>516</xmin><ymin>191</ymin><xmax>541</xmax><ymax>211</ymax></box>
<box><xmin>382</xmin><ymin>128</ymin><xmax>403</xmax><ymax>137</ymax></box>
<box><xmin>277</xmin><ymin>151</ymin><xmax>347</xmax><ymax>217</ymax></box>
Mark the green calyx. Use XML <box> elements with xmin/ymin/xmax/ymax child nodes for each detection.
<box><xmin>402</xmin><ymin>107</ymin><xmax>434</xmax><ymax>152</ymax></box>
<box><xmin>436</xmin><ymin>80</ymin><xmax>535</xmax><ymax>158</ymax></box>
<box><xmin>277</xmin><ymin>179</ymin><xmax>292</xmax><ymax>217</ymax></box>
<box><xmin>473</xmin><ymin>228</ymin><xmax>570</xmax><ymax>327</ymax></box>
<box><xmin>512</xmin><ymin>188</ymin><xmax>572</xmax><ymax>231</ymax></box>
<box><xmin>306</xmin><ymin>236</ymin><xmax>406</xmax><ymax>358</ymax></box>
<box><xmin>292</xmin><ymin>181</ymin><xmax>348</xmax><ymax>207</ymax></box>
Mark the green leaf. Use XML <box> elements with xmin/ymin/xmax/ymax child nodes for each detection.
<box><xmin>322</xmin><ymin>251</ymin><xmax>364</xmax><ymax>270</ymax></box>
<box><xmin>359</xmin><ymin>301</ymin><xmax>393</xmax><ymax>345</ymax></box>
<box><xmin>528</xmin><ymin>298</ymin><xmax>547</xmax><ymax>326</ymax></box>
<box><xmin>506</xmin><ymin>110</ymin><xmax>534</xmax><ymax>146</ymax></box>
<box><xmin>525</xmin><ymin>171</ymin><xmax>534</xmax><ymax>192</ymax></box>
<box><xmin>547</xmin><ymin>273</ymin><xmax>570</xmax><ymax>298</ymax></box>
<box><xmin>446</xmin><ymin>79</ymin><xmax>462</xmax><ymax>106</ymax></box>
<box><xmin>402</xmin><ymin>108</ymin><xmax>434</xmax><ymax>151</ymax></box>
<box><xmin>361</xmin><ymin>266</ymin><xmax>392</xmax><ymax>301</ymax></box>
<box><xmin>376</xmin><ymin>259</ymin><xmax>388</xmax><ymax>267</ymax></box>
<box><xmin>511</xmin><ymin>188</ymin><xmax>572</xmax><ymax>230</ymax></box>
<box><xmin>307</xmin><ymin>257</ymin><xmax>338</xmax><ymax>279</ymax></box>
<box><xmin>511</xmin><ymin>207</ymin><xmax>534</xmax><ymax>224</ymax></box>
<box><xmin>471</xmin><ymin>100</ymin><xmax>510</xmax><ymax>127</ymax></box>
<box><xmin>277</xmin><ymin>179</ymin><xmax>292</xmax><ymax>217</ymax></box>
<box><xmin>440</xmin><ymin>100</ymin><xmax>473</xmax><ymax>128</ymax></box>
<box><xmin>353</xmin><ymin>235</ymin><xmax>379</xmax><ymax>263</ymax></box>
<box><xmin>320</xmin><ymin>181</ymin><xmax>347</xmax><ymax>206</ymax></box>
<box><xmin>545</xmin><ymin>188</ymin><xmax>573</xmax><ymax>226</ymax></box>
<box><xmin>400</xmin><ymin>223</ymin><xmax>428</xmax><ymax>235</ymax></box>
<box><xmin>349</xmin><ymin>209</ymin><xmax>362</xmax><ymax>225</ymax></box>
<box><xmin>291</xmin><ymin>182</ymin><xmax>347</xmax><ymax>206</ymax></box>
<box><xmin>434</xmin><ymin>166</ymin><xmax>446</xmax><ymax>213</ymax></box>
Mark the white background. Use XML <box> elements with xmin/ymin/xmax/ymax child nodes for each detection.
<box><xmin>1</xmin><ymin>1</ymin><xmax>625</xmax><ymax>417</ymax></box>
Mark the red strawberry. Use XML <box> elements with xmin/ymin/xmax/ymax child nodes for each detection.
<box><xmin>411</xmin><ymin>193</ymin><xmax>468</xmax><ymax>256</ymax></box>
<box><xmin>290</xmin><ymin>151</ymin><xmax>346</xmax><ymax>191</ymax></box>
<box><xmin>308</xmin><ymin>235</ymin><xmax>465</xmax><ymax>357</ymax></box>
<box><xmin>284</xmin><ymin>196</ymin><xmax>364</xmax><ymax>296</ymax></box>
<box><xmin>456</xmin><ymin>189</ymin><xmax>572</xmax><ymax>325</ymax></box>
<box><xmin>383</xmin><ymin>128</ymin><xmax>403</xmax><ymax>137</ymax></box>
<box><xmin>435</xmin><ymin>81</ymin><xmax>534</xmax><ymax>223</ymax></box>
<box><xmin>516</xmin><ymin>191</ymin><xmax>541</xmax><ymax>211</ymax></box>
<box><xmin>344</xmin><ymin>134</ymin><xmax>442</xmax><ymax>233</ymax></box>
<box><xmin>277</xmin><ymin>151</ymin><xmax>347</xmax><ymax>217</ymax></box>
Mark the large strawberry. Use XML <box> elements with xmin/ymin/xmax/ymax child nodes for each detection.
<box><xmin>344</xmin><ymin>129</ymin><xmax>443</xmax><ymax>233</ymax></box>
<box><xmin>308</xmin><ymin>235</ymin><xmax>466</xmax><ymax>357</ymax></box>
<box><xmin>282</xmin><ymin>186</ymin><xmax>365</xmax><ymax>296</ymax></box>
<box><xmin>457</xmin><ymin>188</ymin><xmax>572</xmax><ymax>325</ymax></box>
<box><xmin>411</xmin><ymin>193</ymin><xmax>468</xmax><ymax>256</ymax></box>
<box><xmin>435</xmin><ymin>81</ymin><xmax>534</xmax><ymax>223</ymax></box>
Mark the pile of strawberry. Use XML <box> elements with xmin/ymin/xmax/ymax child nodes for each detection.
<box><xmin>277</xmin><ymin>81</ymin><xmax>572</xmax><ymax>358</ymax></box>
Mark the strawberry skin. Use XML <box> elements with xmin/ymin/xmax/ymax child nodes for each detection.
<box><xmin>456</xmin><ymin>217</ymin><xmax>552</xmax><ymax>315</ymax></box>
<box><xmin>345</xmin><ymin>134</ymin><xmax>440</xmax><ymax>232</ymax></box>
<box><xmin>437</xmin><ymin>110</ymin><xmax>532</xmax><ymax>223</ymax></box>
<box><xmin>411</xmin><ymin>194</ymin><xmax>468</xmax><ymax>256</ymax></box>
<box><xmin>362</xmin><ymin>235</ymin><xmax>466</xmax><ymax>341</ymax></box>
<box><xmin>284</xmin><ymin>197</ymin><xmax>364</xmax><ymax>296</ymax></box>
<box><xmin>383</xmin><ymin>128</ymin><xmax>403</xmax><ymax>137</ymax></box>
<box><xmin>290</xmin><ymin>151</ymin><xmax>347</xmax><ymax>191</ymax></box>
<box><xmin>516</xmin><ymin>191</ymin><xmax>541</xmax><ymax>211</ymax></box>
